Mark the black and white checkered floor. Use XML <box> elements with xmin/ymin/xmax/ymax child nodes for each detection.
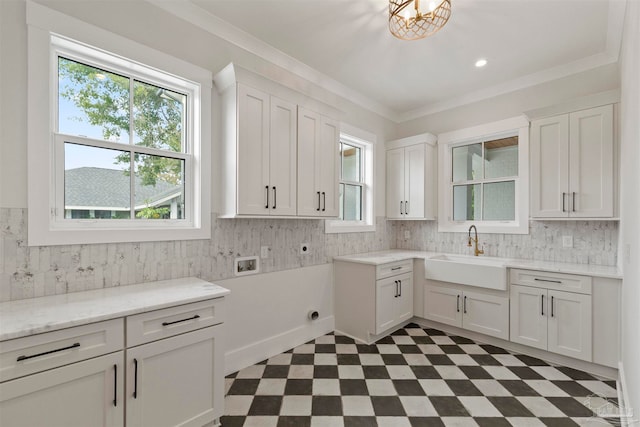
<box><xmin>223</xmin><ymin>324</ymin><xmax>619</xmax><ymax>427</ymax></box>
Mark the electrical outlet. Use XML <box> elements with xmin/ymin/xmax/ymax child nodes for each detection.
<box><xmin>261</xmin><ymin>246</ymin><xmax>270</xmax><ymax>259</ymax></box>
<box><xmin>300</xmin><ymin>243</ymin><xmax>310</xmax><ymax>255</ymax></box>
<box><xmin>404</xmin><ymin>230</ymin><xmax>411</xmax><ymax>239</ymax></box>
<box><xmin>562</xmin><ymin>235</ymin><xmax>573</xmax><ymax>248</ymax></box>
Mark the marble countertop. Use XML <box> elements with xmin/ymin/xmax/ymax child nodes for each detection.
<box><xmin>333</xmin><ymin>250</ymin><xmax>623</xmax><ymax>279</ymax></box>
<box><xmin>0</xmin><ymin>277</ymin><xmax>230</xmax><ymax>341</ymax></box>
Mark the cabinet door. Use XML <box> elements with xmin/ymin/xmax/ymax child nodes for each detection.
<box><xmin>0</xmin><ymin>352</ymin><xmax>124</xmax><ymax>427</ymax></box>
<box><xmin>319</xmin><ymin>116</ymin><xmax>340</xmax><ymax>217</ymax></box>
<box><xmin>404</xmin><ymin>144</ymin><xmax>425</xmax><ymax>219</ymax></box>
<box><xmin>510</xmin><ymin>285</ymin><xmax>547</xmax><ymax>350</ymax></box>
<box><xmin>269</xmin><ymin>96</ymin><xmax>297</xmax><ymax>216</ymax></box>
<box><xmin>568</xmin><ymin>105</ymin><xmax>614</xmax><ymax>217</ymax></box>
<box><xmin>547</xmin><ymin>290</ymin><xmax>592</xmax><ymax>362</ymax></box>
<box><xmin>386</xmin><ymin>148</ymin><xmax>405</xmax><ymax>219</ymax></box>
<box><xmin>462</xmin><ymin>291</ymin><xmax>509</xmax><ymax>340</ymax></box>
<box><xmin>297</xmin><ymin>107</ymin><xmax>321</xmax><ymax>216</ymax></box>
<box><xmin>376</xmin><ymin>276</ymin><xmax>400</xmax><ymax>334</ymax></box>
<box><xmin>530</xmin><ymin>115</ymin><xmax>570</xmax><ymax>218</ymax></box>
<box><xmin>126</xmin><ymin>326</ymin><xmax>224</xmax><ymax>427</ymax></box>
<box><xmin>237</xmin><ymin>84</ymin><xmax>270</xmax><ymax>215</ymax></box>
<box><xmin>395</xmin><ymin>273</ymin><xmax>414</xmax><ymax>324</ymax></box>
<box><xmin>423</xmin><ymin>284</ymin><xmax>462</xmax><ymax>328</ymax></box>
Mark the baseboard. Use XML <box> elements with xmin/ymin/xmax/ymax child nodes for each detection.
<box><xmin>412</xmin><ymin>317</ymin><xmax>619</xmax><ymax>380</ymax></box>
<box><xmin>224</xmin><ymin>315</ymin><xmax>334</xmax><ymax>375</ymax></box>
<box><xmin>618</xmin><ymin>361</ymin><xmax>635</xmax><ymax>427</ymax></box>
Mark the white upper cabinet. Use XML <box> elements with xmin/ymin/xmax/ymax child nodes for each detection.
<box><xmin>215</xmin><ymin>63</ymin><xmax>340</xmax><ymax>218</ymax></box>
<box><xmin>229</xmin><ymin>84</ymin><xmax>297</xmax><ymax>217</ymax></box>
<box><xmin>297</xmin><ymin>107</ymin><xmax>339</xmax><ymax>217</ymax></box>
<box><xmin>386</xmin><ymin>134</ymin><xmax>437</xmax><ymax>220</ymax></box>
<box><xmin>530</xmin><ymin>104</ymin><xmax>614</xmax><ymax>218</ymax></box>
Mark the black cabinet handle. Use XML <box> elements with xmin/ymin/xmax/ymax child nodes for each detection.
<box><xmin>322</xmin><ymin>192</ymin><xmax>326</xmax><ymax>212</ymax></box>
<box><xmin>391</xmin><ymin>266</ymin><xmax>402</xmax><ymax>271</ymax></box>
<box><xmin>133</xmin><ymin>358</ymin><xmax>138</xmax><ymax>399</ymax></box>
<box><xmin>317</xmin><ymin>192</ymin><xmax>321</xmax><ymax>211</ymax></box>
<box><xmin>541</xmin><ymin>295</ymin><xmax>544</xmax><ymax>316</ymax></box>
<box><xmin>400</xmin><ymin>201</ymin><xmax>403</xmax><ymax>215</ymax></box>
<box><xmin>162</xmin><ymin>314</ymin><xmax>200</xmax><ymax>326</ymax></box>
<box><xmin>572</xmin><ymin>192</ymin><xmax>576</xmax><ymax>212</ymax></box>
<box><xmin>113</xmin><ymin>364</ymin><xmax>118</xmax><ymax>407</ymax></box>
<box><xmin>273</xmin><ymin>186</ymin><xmax>276</xmax><ymax>209</ymax></box>
<box><xmin>394</xmin><ymin>280</ymin><xmax>398</xmax><ymax>297</ymax></box>
<box><xmin>456</xmin><ymin>295</ymin><xmax>460</xmax><ymax>312</ymax></box>
<box><xmin>398</xmin><ymin>280</ymin><xmax>402</xmax><ymax>297</ymax></box>
<box><xmin>534</xmin><ymin>278</ymin><xmax>562</xmax><ymax>284</ymax></box>
<box><xmin>551</xmin><ymin>296</ymin><xmax>555</xmax><ymax>317</ymax></box>
<box><xmin>562</xmin><ymin>192</ymin><xmax>566</xmax><ymax>212</ymax></box>
<box><xmin>405</xmin><ymin>200</ymin><xmax>409</xmax><ymax>215</ymax></box>
<box><xmin>463</xmin><ymin>296</ymin><xmax>467</xmax><ymax>314</ymax></box>
<box><xmin>17</xmin><ymin>342</ymin><xmax>80</xmax><ymax>361</ymax></box>
<box><xmin>265</xmin><ymin>185</ymin><xmax>269</xmax><ymax>209</ymax></box>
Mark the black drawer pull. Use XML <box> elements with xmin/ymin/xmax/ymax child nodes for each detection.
<box><xmin>391</xmin><ymin>266</ymin><xmax>402</xmax><ymax>271</ymax></box>
<box><xmin>534</xmin><ymin>278</ymin><xmax>562</xmax><ymax>284</ymax></box>
<box><xmin>456</xmin><ymin>295</ymin><xmax>460</xmax><ymax>312</ymax></box>
<box><xmin>133</xmin><ymin>358</ymin><xmax>139</xmax><ymax>399</ymax></box>
<box><xmin>162</xmin><ymin>314</ymin><xmax>200</xmax><ymax>326</ymax></box>
<box><xmin>113</xmin><ymin>364</ymin><xmax>118</xmax><ymax>407</ymax></box>
<box><xmin>17</xmin><ymin>342</ymin><xmax>80</xmax><ymax>361</ymax></box>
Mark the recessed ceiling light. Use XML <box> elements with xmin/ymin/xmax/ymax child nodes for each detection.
<box><xmin>475</xmin><ymin>59</ymin><xmax>488</xmax><ymax>68</ymax></box>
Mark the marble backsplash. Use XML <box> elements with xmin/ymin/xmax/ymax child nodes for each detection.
<box><xmin>1</xmin><ymin>208</ymin><xmax>618</xmax><ymax>301</ymax></box>
<box><xmin>391</xmin><ymin>220</ymin><xmax>618</xmax><ymax>266</ymax></box>
<box><xmin>0</xmin><ymin>208</ymin><xmax>392</xmax><ymax>301</ymax></box>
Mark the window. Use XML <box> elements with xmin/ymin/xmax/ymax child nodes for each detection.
<box><xmin>27</xmin><ymin>3</ymin><xmax>211</xmax><ymax>245</ymax></box>
<box><xmin>325</xmin><ymin>124</ymin><xmax>375</xmax><ymax>233</ymax></box>
<box><xmin>438</xmin><ymin>117</ymin><xmax>529</xmax><ymax>234</ymax></box>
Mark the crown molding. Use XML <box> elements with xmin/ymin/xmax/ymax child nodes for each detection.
<box><xmin>146</xmin><ymin>0</ymin><xmax>400</xmax><ymax>122</ymax></box>
<box><xmin>147</xmin><ymin>0</ymin><xmax>625</xmax><ymax>125</ymax></box>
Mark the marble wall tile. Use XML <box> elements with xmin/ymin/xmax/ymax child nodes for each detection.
<box><xmin>391</xmin><ymin>220</ymin><xmax>618</xmax><ymax>266</ymax></box>
<box><xmin>0</xmin><ymin>208</ymin><xmax>391</xmax><ymax>301</ymax></box>
<box><xmin>1</xmin><ymin>208</ymin><xmax>617</xmax><ymax>302</ymax></box>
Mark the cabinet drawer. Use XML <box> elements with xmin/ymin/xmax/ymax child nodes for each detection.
<box><xmin>0</xmin><ymin>318</ymin><xmax>124</xmax><ymax>382</ymax></box>
<box><xmin>510</xmin><ymin>269</ymin><xmax>592</xmax><ymax>294</ymax></box>
<box><xmin>376</xmin><ymin>260</ymin><xmax>413</xmax><ymax>280</ymax></box>
<box><xmin>127</xmin><ymin>298</ymin><xmax>224</xmax><ymax>347</ymax></box>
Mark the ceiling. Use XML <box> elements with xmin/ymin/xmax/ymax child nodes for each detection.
<box><xmin>155</xmin><ymin>0</ymin><xmax>625</xmax><ymax>122</ymax></box>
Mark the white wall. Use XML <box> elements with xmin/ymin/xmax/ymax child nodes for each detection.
<box><xmin>618</xmin><ymin>0</ymin><xmax>640</xmax><ymax>417</ymax></box>
<box><xmin>216</xmin><ymin>264</ymin><xmax>334</xmax><ymax>374</ymax></box>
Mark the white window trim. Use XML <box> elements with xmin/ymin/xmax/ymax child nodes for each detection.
<box><xmin>325</xmin><ymin>123</ymin><xmax>376</xmax><ymax>234</ymax></box>
<box><xmin>437</xmin><ymin>116</ymin><xmax>530</xmax><ymax>235</ymax></box>
<box><xmin>26</xmin><ymin>1</ymin><xmax>212</xmax><ymax>246</ymax></box>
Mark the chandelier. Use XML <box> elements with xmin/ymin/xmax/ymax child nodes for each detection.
<box><xmin>389</xmin><ymin>0</ymin><xmax>452</xmax><ymax>41</ymax></box>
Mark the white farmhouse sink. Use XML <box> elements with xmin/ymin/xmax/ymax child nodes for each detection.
<box><xmin>424</xmin><ymin>254</ymin><xmax>507</xmax><ymax>291</ymax></box>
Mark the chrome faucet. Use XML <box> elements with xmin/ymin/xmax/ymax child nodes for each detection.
<box><xmin>468</xmin><ymin>225</ymin><xmax>484</xmax><ymax>256</ymax></box>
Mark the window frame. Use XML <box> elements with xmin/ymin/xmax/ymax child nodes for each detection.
<box><xmin>27</xmin><ymin>2</ymin><xmax>212</xmax><ymax>246</ymax></box>
<box><xmin>325</xmin><ymin>124</ymin><xmax>375</xmax><ymax>234</ymax></box>
<box><xmin>437</xmin><ymin>116</ymin><xmax>530</xmax><ymax>234</ymax></box>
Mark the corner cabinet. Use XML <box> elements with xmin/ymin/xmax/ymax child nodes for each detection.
<box><xmin>530</xmin><ymin>104</ymin><xmax>615</xmax><ymax>218</ymax></box>
<box><xmin>386</xmin><ymin>134</ymin><xmax>437</xmax><ymax>220</ymax></box>
<box><xmin>334</xmin><ymin>260</ymin><xmax>414</xmax><ymax>344</ymax></box>
<box><xmin>297</xmin><ymin>107</ymin><xmax>339</xmax><ymax>217</ymax></box>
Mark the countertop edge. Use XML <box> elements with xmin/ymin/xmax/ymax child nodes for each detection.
<box><xmin>333</xmin><ymin>250</ymin><xmax>623</xmax><ymax>279</ymax></box>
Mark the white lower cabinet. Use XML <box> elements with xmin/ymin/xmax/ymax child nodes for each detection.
<box><xmin>126</xmin><ymin>326</ymin><xmax>224</xmax><ymax>427</ymax></box>
<box><xmin>510</xmin><ymin>269</ymin><xmax>592</xmax><ymax>362</ymax></box>
<box><xmin>0</xmin><ymin>351</ymin><xmax>124</xmax><ymax>427</ymax></box>
<box><xmin>0</xmin><ymin>297</ymin><xmax>226</xmax><ymax>427</ymax></box>
<box><xmin>376</xmin><ymin>272</ymin><xmax>413</xmax><ymax>334</ymax></box>
<box><xmin>424</xmin><ymin>282</ymin><xmax>509</xmax><ymax>340</ymax></box>
<box><xmin>334</xmin><ymin>259</ymin><xmax>414</xmax><ymax>343</ymax></box>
